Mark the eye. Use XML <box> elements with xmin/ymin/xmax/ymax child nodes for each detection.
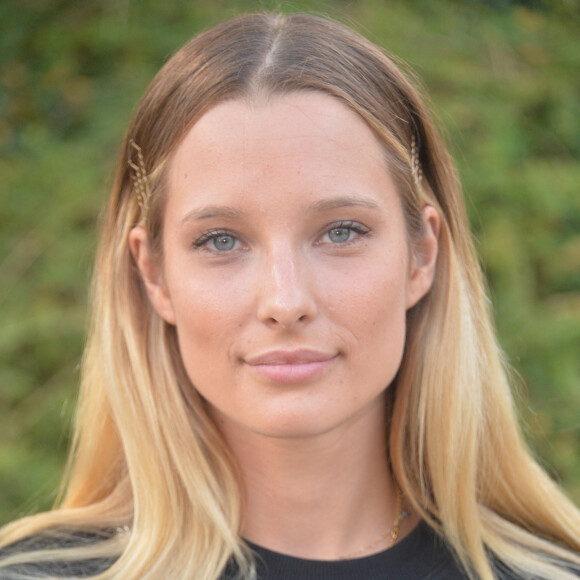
<box><xmin>320</xmin><ymin>221</ymin><xmax>370</xmax><ymax>245</ymax></box>
<box><xmin>328</xmin><ymin>226</ymin><xmax>354</xmax><ymax>243</ymax></box>
<box><xmin>211</xmin><ymin>234</ymin><xmax>236</xmax><ymax>252</ymax></box>
<box><xmin>193</xmin><ymin>230</ymin><xmax>240</xmax><ymax>253</ymax></box>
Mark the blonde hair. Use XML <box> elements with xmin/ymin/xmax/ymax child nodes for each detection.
<box><xmin>1</xmin><ymin>12</ymin><xmax>579</xmax><ymax>580</ymax></box>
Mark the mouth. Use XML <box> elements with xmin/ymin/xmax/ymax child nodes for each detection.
<box><xmin>244</xmin><ymin>349</ymin><xmax>338</xmax><ymax>383</ymax></box>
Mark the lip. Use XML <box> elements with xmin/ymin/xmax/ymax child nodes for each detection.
<box><xmin>245</xmin><ymin>349</ymin><xmax>338</xmax><ymax>383</ymax></box>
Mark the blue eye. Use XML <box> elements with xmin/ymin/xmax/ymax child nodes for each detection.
<box><xmin>328</xmin><ymin>227</ymin><xmax>354</xmax><ymax>243</ymax></box>
<box><xmin>194</xmin><ymin>230</ymin><xmax>238</xmax><ymax>253</ymax></box>
<box><xmin>212</xmin><ymin>234</ymin><xmax>236</xmax><ymax>251</ymax></box>
<box><xmin>323</xmin><ymin>221</ymin><xmax>370</xmax><ymax>244</ymax></box>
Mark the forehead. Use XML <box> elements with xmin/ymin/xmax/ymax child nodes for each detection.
<box><xmin>164</xmin><ymin>92</ymin><xmax>401</xmax><ymax>223</ymax></box>
<box><xmin>170</xmin><ymin>92</ymin><xmax>387</xmax><ymax>177</ymax></box>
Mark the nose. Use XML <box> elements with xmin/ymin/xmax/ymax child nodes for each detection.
<box><xmin>256</xmin><ymin>247</ymin><xmax>317</xmax><ymax>328</ymax></box>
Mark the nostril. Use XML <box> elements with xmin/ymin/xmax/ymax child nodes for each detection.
<box><xmin>257</xmin><ymin>296</ymin><xmax>317</xmax><ymax>328</ymax></box>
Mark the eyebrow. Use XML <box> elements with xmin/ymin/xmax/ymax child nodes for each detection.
<box><xmin>180</xmin><ymin>205</ymin><xmax>245</xmax><ymax>224</ymax></box>
<box><xmin>180</xmin><ymin>194</ymin><xmax>381</xmax><ymax>225</ymax></box>
<box><xmin>309</xmin><ymin>195</ymin><xmax>381</xmax><ymax>212</ymax></box>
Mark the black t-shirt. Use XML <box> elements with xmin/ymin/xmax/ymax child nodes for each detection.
<box><xmin>240</xmin><ymin>521</ymin><xmax>580</xmax><ymax>580</ymax></box>
<box><xmin>240</xmin><ymin>521</ymin><xmax>471</xmax><ymax>579</ymax></box>
<box><xmin>0</xmin><ymin>521</ymin><xmax>575</xmax><ymax>579</ymax></box>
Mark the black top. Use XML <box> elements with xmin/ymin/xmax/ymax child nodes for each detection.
<box><xmin>238</xmin><ymin>521</ymin><xmax>543</xmax><ymax>580</ymax></box>
<box><xmin>242</xmin><ymin>521</ymin><xmax>471</xmax><ymax>579</ymax></box>
<box><xmin>0</xmin><ymin>521</ymin><xmax>576</xmax><ymax>579</ymax></box>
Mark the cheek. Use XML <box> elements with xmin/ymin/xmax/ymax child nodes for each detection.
<box><xmin>336</xmin><ymin>246</ymin><xmax>408</xmax><ymax>312</ymax></box>
<box><xmin>172</xmin><ymin>305</ymin><xmax>240</xmax><ymax>400</ymax></box>
<box><xmin>166</xmin><ymin>270</ymin><xmax>248</xmax><ymax>364</ymax></box>
<box><xmin>342</xmin><ymin>255</ymin><xmax>409</xmax><ymax>365</ymax></box>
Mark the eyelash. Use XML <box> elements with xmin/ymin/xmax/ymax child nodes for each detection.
<box><xmin>192</xmin><ymin>221</ymin><xmax>371</xmax><ymax>253</ymax></box>
<box><xmin>319</xmin><ymin>221</ymin><xmax>371</xmax><ymax>245</ymax></box>
<box><xmin>193</xmin><ymin>229</ymin><xmax>239</xmax><ymax>251</ymax></box>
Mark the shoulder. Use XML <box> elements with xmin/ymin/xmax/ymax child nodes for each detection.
<box><xmin>0</xmin><ymin>530</ymin><xmax>117</xmax><ymax>579</ymax></box>
<box><xmin>496</xmin><ymin>561</ymin><xmax>580</xmax><ymax>580</ymax></box>
<box><xmin>394</xmin><ymin>523</ymin><xmax>580</xmax><ymax>580</ymax></box>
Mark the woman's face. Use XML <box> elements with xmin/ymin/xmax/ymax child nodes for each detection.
<box><xmin>131</xmin><ymin>92</ymin><xmax>438</xmax><ymax>440</ymax></box>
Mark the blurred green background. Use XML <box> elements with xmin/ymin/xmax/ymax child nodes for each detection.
<box><xmin>1</xmin><ymin>0</ymin><xmax>579</xmax><ymax>525</ymax></box>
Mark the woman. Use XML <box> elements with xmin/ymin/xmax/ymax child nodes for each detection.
<box><xmin>0</xmin><ymin>12</ymin><xmax>579</xmax><ymax>580</ymax></box>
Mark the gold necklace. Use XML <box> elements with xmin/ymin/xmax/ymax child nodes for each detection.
<box><xmin>339</xmin><ymin>491</ymin><xmax>409</xmax><ymax>560</ymax></box>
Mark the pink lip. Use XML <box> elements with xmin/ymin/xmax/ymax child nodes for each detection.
<box><xmin>245</xmin><ymin>349</ymin><xmax>337</xmax><ymax>383</ymax></box>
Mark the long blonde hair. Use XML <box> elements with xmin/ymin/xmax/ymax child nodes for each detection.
<box><xmin>1</xmin><ymin>12</ymin><xmax>579</xmax><ymax>580</ymax></box>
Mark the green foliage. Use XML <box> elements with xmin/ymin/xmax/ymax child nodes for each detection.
<box><xmin>1</xmin><ymin>0</ymin><xmax>579</xmax><ymax>524</ymax></box>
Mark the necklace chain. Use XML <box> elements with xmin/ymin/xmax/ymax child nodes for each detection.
<box><xmin>339</xmin><ymin>490</ymin><xmax>409</xmax><ymax>560</ymax></box>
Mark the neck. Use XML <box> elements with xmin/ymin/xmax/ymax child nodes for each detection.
<box><xmin>214</xmin><ymin>399</ymin><xmax>413</xmax><ymax>560</ymax></box>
